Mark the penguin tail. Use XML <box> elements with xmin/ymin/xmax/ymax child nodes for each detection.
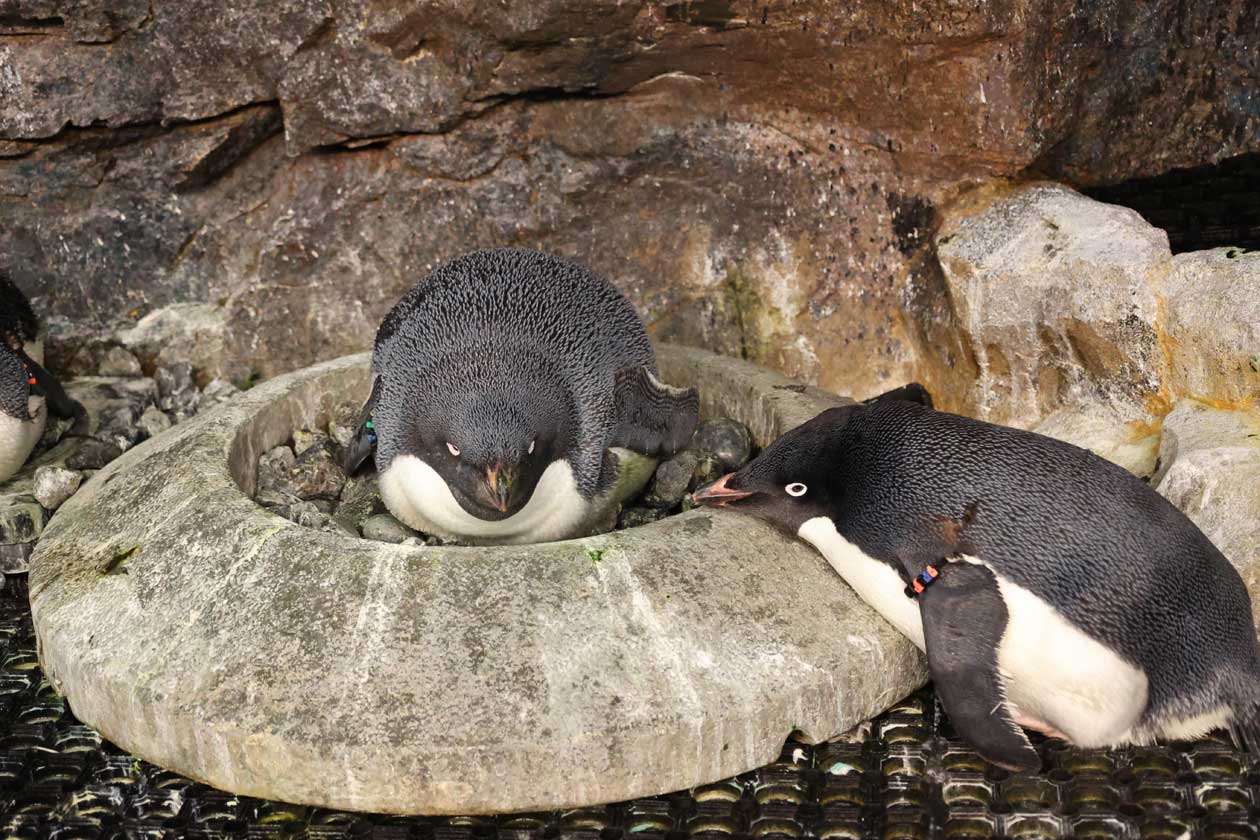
<box><xmin>1230</xmin><ymin>699</ymin><xmax>1260</xmax><ymax>753</ymax></box>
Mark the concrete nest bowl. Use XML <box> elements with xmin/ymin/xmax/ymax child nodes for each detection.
<box><xmin>28</xmin><ymin>345</ymin><xmax>926</xmax><ymax>814</ymax></box>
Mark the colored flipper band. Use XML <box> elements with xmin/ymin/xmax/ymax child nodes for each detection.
<box><xmin>904</xmin><ymin>564</ymin><xmax>941</xmax><ymax>599</ymax></box>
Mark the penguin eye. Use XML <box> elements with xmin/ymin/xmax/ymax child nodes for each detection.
<box><xmin>785</xmin><ymin>482</ymin><xmax>808</xmax><ymax>497</ymax></box>
<box><xmin>528</xmin><ymin>438</ymin><xmax>536</xmax><ymax>455</ymax></box>
<box><xmin>446</xmin><ymin>442</ymin><xmax>461</xmax><ymax>457</ymax></box>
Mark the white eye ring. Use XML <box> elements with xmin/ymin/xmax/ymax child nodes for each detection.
<box><xmin>785</xmin><ymin>482</ymin><xmax>808</xmax><ymax>497</ymax></box>
<box><xmin>447</xmin><ymin>442</ymin><xmax>460</xmax><ymax>457</ymax></box>
<box><xmin>528</xmin><ymin>438</ymin><xmax>535</xmax><ymax>455</ymax></box>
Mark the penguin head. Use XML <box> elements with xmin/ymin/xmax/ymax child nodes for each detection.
<box><xmin>430</xmin><ymin>392</ymin><xmax>570</xmax><ymax>520</ymax></box>
<box><xmin>379</xmin><ymin>369</ymin><xmax>577</xmax><ymax>523</ymax></box>
<box><xmin>691</xmin><ymin>405</ymin><xmax>858</xmax><ymax>534</ymax></box>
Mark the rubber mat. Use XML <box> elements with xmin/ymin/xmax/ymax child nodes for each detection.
<box><xmin>0</xmin><ymin>574</ymin><xmax>1256</xmax><ymax>839</ymax></box>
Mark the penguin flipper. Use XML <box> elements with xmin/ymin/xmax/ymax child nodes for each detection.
<box><xmin>20</xmin><ymin>352</ymin><xmax>85</xmax><ymax>422</ymax></box>
<box><xmin>918</xmin><ymin>561</ymin><xmax>1040</xmax><ymax>773</ymax></box>
<box><xmin>341</xmin><ymin>376</ymin><xmax>382</xmax><ymax>476</ymax></box>
<box><xmin>610</xmin><ymin>365</ymin><xmax>700</xmax><ymax>457</ymax></box>
<box><xmin>863</xmin><ymin>382</ymin><xmax>933</xmax><ymax>408</ymax></box>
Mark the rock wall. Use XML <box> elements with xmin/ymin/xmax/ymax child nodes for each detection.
<box><xmin>2</xmin><ymin>1</ymin><xmax>1258</xmax><ymax>408</ymax></box>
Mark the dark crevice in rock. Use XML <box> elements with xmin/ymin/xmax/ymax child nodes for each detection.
<box><xmin>176</xmin><ymin>105</ymin><xmax>284</xmax><ymax>192</ymax></box>
<box><xmin>0</xmin><ymin>15</ymin><xmax>63</xmax><ymax>31</ymax></box>
<box><xmin>1081</xmin><ymin>152</ymin><xmax>1260</xmax><ymax>253</ymax></box>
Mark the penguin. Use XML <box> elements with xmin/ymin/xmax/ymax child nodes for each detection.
<box><xmin>0</xmin><ymin>274</ymin><xmax>83</xmax><ymax>482</ymax></box>
<box><xmin>342</xmin><ymin>248</ymin><xmax>700</xmax><ymax>545</ymax></box>
<box><xmin>693</xmin><ymin>386</ymin><xmax>1260</xmax><ymax>771</ymax></box>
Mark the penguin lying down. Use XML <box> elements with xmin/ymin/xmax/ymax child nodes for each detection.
<box><xmin>694</xmin><ymin>385</ymin><xmax>1260</xmax><ymax>771</ymax></box>
<box><xmin>0</xmin><ymin>274</ymin><xmax>82</xmax><ymax>483</ymax></box>
<box><xmin>343</xmin><ymin>248</ymin><xmax>700</xmax><ymax>545</ymax></box>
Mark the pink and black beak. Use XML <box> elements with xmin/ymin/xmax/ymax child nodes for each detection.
<box><xmin>691</xmin><ymin>472</ymin><xmax>754</xmax><ymax>507</ymax></box>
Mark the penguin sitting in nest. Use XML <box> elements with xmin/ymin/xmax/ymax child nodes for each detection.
<box><xmin>694</xmin><ymin>385</ymin><xmax>1260</xmax><ymax>771</ymax></box>
<box><xmin>1</xmin><ymin>274</ymin><xmax>83</xmax><ymax>483</ymax></box>
<box><xmin>343</xmin><ymin>248</ymin><xmax>700</xmax><ymax>545</ymax></box>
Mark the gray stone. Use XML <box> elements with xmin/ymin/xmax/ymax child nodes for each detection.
<box><xmin>361</xmin><ymin>514</ymin><xmax>418</xmax><ymax>544</ymax></box>
<box><xmin>32</xmin><ymin>466</ymin><xmax>84</xmax><ymax>511</ymax></box>
<box><xmin>293</xmin><ymin>429</ymin><xmax>330</xmax><ymax>455</ymax></box>
<box><xmin>256</xmin><ymin>445</ymin><xmax>296</xmax><ymax>493</ymax></box>
<box><xmin>155</xmin><ymin>363</ymin><xmax>201</xmax><ymax>419</ymax></box>
<box><xmin>333</xmin><ymin>473</ymin><xmax>383</xmax><ymax>534</ymax></box>
<box><xmin>119</xmin><ymin>304</ymin><xmax>228</xmax><ymax>385</ymax></box>
<box><xmin>328</xmin><ymin>401</ymin><xmax>360</xmax><ymax>448</ymax></box>
<box><xmin>0</xmin><ymin>496</ymin><xmax>45</xmax><ymax>545</ymax></box>
<box><xmin>289</xmin><ymin>444</ymin><xmax>345</xmax><ymax>501</ymax></box>
<box><xmin>96</xmin><ymin>405</ymin><xmax>143</xmax><ymax>452</ymax></box>
<box><xmin>199</xmin><ymin>378</ymin><xmax>240</xmax><ymax>412</ymax></box>
<box><xmin>65</xmin><ymin>439</ymin><xmax>123</xmax><ymax>471</ymax></box>
<box><xmin>138</xmin><ymin>406</ymin><xmax>173</xmax><ymax>440</ymax></box>
<box><xmin>1155</xmin><ymin>401</ymin><xmax>1260</xmax><ymax>604</ymax></box>
<box><xmin>642</xmin><ymin>451</ymin><xmax>699</xmax><ymax>510</ymax></box>
<box><xmin>97</xmin><ymin>347</ymin><xmax>143</xmax><ymax>378</ymax></box>
<box><xmin>690</xmin><ymin>455</ymin><xmax>725</xmax><ymax>490</ymax></box>
<box><xmin>30</xmin><ymin>345</ymin><xmax>924</xmax><ymax>814</ymax></box>
<box><xmin>616</xmin><ymin>506</ymin><xmax>665</xmax><ymax>530</ymax></box>
<box><xmin>691</xmin><ymin>418</ymin><xmax>753</xmax><ymax>473</ymax></box>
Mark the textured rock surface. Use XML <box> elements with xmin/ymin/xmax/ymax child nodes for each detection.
<box><xmin>2</xmin><ymin>2</ymin><xmax>1257</xmax><ymax>406</ymax></box>
<box><xmin>29</xmin><ymin>345</ymin><xmax>926</xmax><ymax>814</ymax></box>
<box><xmin>1155</xmin><ymin>401</ymin><xmax>1260</xmax><ymax>604</ymax></box>
<box><xmin>939</xmin><ymin>184</ymin><xmax>1260</xmax><ymax>434</ymax></box>
<box><xmin>937</xmin><ymin>182</ymin><xmax>1170</xmax><ymax>427</ymax></box>
<box><xmin>1161</xmin><ymin>248</ymin><xmax>1260</xmax><ymax>405</ymax></box>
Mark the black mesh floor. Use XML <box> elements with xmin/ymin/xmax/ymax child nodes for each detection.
<box><xmin>0</xmin><ymin>574</ymin><xmax>1257</xmax><ymax>839</ymax></box>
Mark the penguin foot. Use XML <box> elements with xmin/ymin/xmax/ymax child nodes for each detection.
<box><xmin>1013</xmin><ymin>713</ymin><xmax>1069</xmax><ymax>742</ymax></box>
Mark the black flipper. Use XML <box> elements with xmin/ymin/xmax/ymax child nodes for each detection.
<box><xmin>863</xmin><ymin>382</ymin><xmax>933</xmax><ymax>409</ymax></box>
<box><xmin>917</xmin><ymin>561</ymin><xmax>1040</xmax><ymax>772</ymax></box>
<box><xmin>341</xmin><ymin>376</ymin><xmax>382</xmax><ymax>476</ymax></box>
<box><xmin>609</xmin><ymin>365</ymin><xmax>700</xmax><ymax>457</ymax></box>
<box><xmin>19</xmin><ymin>351</ymin><xmax>85</xmax><ymax>421</ymax></box>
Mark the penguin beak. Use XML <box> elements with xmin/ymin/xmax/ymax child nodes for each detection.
<box><xmin>482</xmin><ymin>463</ymin><xmax>516</xmax><ymax>513</ymax></box>
<box><xmin>691</xmin><ymin>473</ymin><xmax>753</xmax><ymax>507</ymax></box>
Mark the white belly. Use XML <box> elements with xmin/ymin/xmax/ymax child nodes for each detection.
<box><xmin>798</xmin><ymin>516</ymin><xmax>926</xmax><ymax>649</ymax></box>
<box><xmin>0</xmin><ymin>396</ymin><xmax>45</xmax><ymax>483</ymax></box>
<box><xmin>973</xmin><ymin>557</ymin><xmax>1148</xmax><ymax>747</ymax></box>
<box><xmin>796</xmin><ymin>516</ymin><xmax>1150</xmax><ymax>746</ymax></box>
<box><xmin>380</xmin><ymin>454</ymin><xmax>596</xmax><ymax>545</ymax></box>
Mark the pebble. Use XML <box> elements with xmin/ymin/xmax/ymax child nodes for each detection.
<box><xmin>66</xmin><ymin>439</ymin><xmax>123</xmax><ymax>471</ymax></box>
<box><xmin>32</xmin><ymin>466</ymin><xmax>83</xmax><ymax>510</ymax></box>
<box><xmin>361</xmin><ymin>514</ymin><xmax>418</xmax><ymax>544</ymax></box>
<box><xmin>138</xmin><ymin>405</ymin><xmax>173</xmax><ymax>440</ymax></box>
<box><xmin>199</xmin><ymin>378</ymin><xmax>239</xmax><ymax>411</ymax></box>
<box><xmin>328</xmin><ymin>402</ymin><xmax>360</xmax><ymax>448</ymax></box>
<box><xmin>691</xmin><ymin>418</ymin><xmax>752</xmax><ymax>472</ymax></box>
<box><xmin>155</xmin><ymin>363</ymin><xmax>201</xmax><ymax>419</ymax></box>
<box><xmin>642</xmin><ymin>451</ymin><xmax>699</xmax><ymax>509</ymax></box>
<box><xmin>289</xmin><ymin>443</ymin><xmax>346</xmax><ymax>500</ymax></box>
<box><xmin>256</xmin><ymin>445</ymin><xmax>296</xmax><ymax>490</ymax></box>
<box><xmin>0</xmin><ymin>496</ymin><xmax>45</xmax><ymax>543</ymax></box>
<box><xmin>97</xmin><ymin>347</ymin><xmax>143</xmax><ymax>377</ymax></box>
<box><xmin>96</xmin><ymin>405</ymin><xmax>142</xmax><ymax>452</ymax></box>
<box><xmin>616</xmin><ymin>506</ymin><xmax>665</xmax><ymax>529</ymax></box>
<box><xmin>293</xmin><ymin>429</ymin><xmax>330</xmax><ymax>455</ymax></box>
<box><xmin>690</xmin><ymin>455</ymin><xmax>725</xmax><ymax>490</ymax></box>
